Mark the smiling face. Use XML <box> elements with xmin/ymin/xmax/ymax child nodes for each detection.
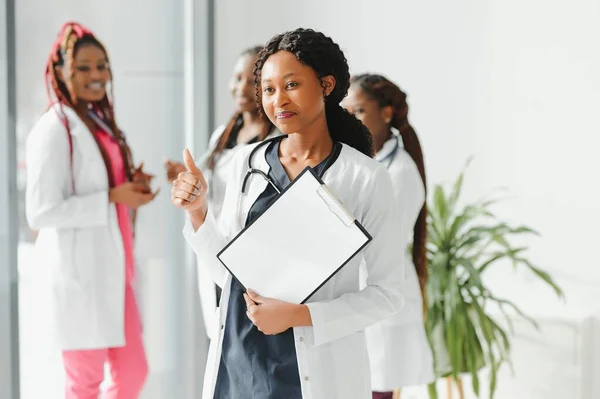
<box><xmin>230</xmin><ymin>53</ymin><xmax>259</xmax><ymax>113</ymax></box>
<box><xmin>60</xmin><ymin>42</ymin><xmax>111</xmax><ymax>103</ymax></box>
<box><xmin>259</xmin><ymin>50</ymin><xmax>334</xmax><ymax>135</ymax></box>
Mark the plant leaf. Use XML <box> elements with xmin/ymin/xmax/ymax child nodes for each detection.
<box><xmin>456</xmin><ymin>235</ymin><xmax>485</xmax><ymax>253</ymax></box>
<box><xmin>463</xmin><ymin>305</ymin><xmax>482</xmax><ymax>395</ymax></box>
<box><xmin>477</xmin><ymin>247</ymin><xmax>528</xmax><ymax>274</ymax></box>
<box><xmin>518</xmin><ymin>258</ymin><xmax>564</xmax><ymax>299</ymax></box>
<box><xmin>428</xmin><ymin>223</ymin><xmax>442</xmax><ymax>248</ymax></box>
<box><xmin>509</xmin><ymin>225</ymin><xmax>540</xmax><ymax>236</ymax></box>
<box><xmin>456</xmin><ymin>257</ymin><xmax>485</xmax><ymax>292</ymax></box>
<box><xmin>433</xmin><ymin>185</ymin><xmax>449</xmax><ymax>231</ymax></box>
<box><xmin>424</xmin><ymin>159</ymin><xmax>564</xmax><ymax>399</ymax></box>
<box><xmin>427</xmin><ymin>382</ymin><xmax>438</xmax><ymax>399</ymax></box>
<box><xmin>448</xmin><ymin>157</ymin><xmax>473</xmax><ymax>212</ymax></box>
<box><xmin>487</xmin><ymin>315</ymin><xmax>511</xmax><ymax>361</ymax></box>
<box><xmin>489</xmin><ymin>360</ymin><xmax>498</xmax><ymax>399</ymax></box>
<box><xmin>496</xmin><ymin>302</ymin><xmax>515</xmax><ymax>335</ymax></box>
<box><xmin>448</xmin><ymin>170</ymin><xmax>464</xmax><ymax>212</ymax></box>
<box><xmin>476</xmin><ymin>252</ymin><xmax>510</xmax><ymax>275</ymax></box>
<box><xmin>488</xmin><ymin>295</ymin><xmax>540</xmax><ymax>330</ymax></box>
<box><xmin>469</xmin><ymin>301</ymin><xmax>503</xmax><ymax>399</ymax></box>
<box><xmin>453</xmin><ymin>205</ymin><xmax>495</xmax><ymax>233</ymax></box>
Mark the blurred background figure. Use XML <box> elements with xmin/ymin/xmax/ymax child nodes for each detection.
<box><xmin>344</xmin><ymin>73</ymin><xmax>434</xmax><ymax>399</ymax></box>
<box><xmin>165</xmin><ymin>45</ymin><xmax>280</xmax><ymax>339</ymax></box>
<box><xmin>25</xmin><ymin>21</ymin><xmax>156</xmax><ymax>398</ymax></box>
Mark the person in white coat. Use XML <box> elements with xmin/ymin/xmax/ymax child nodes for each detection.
<box><xmin>165</xmin><ymin>45</ymin><xmax>280</xmax><ymax>339</ymax></box>
<box><xmin>344</xmin><ymin>73</ymin><xmax>435</xmax><ymax>399</ymax></box>
<box><xmin>26</xmin><ymin>22</ymin><xmax>156</xmax><ymax>398</ymax></box>
<box><xmin>171</xmin><ymin>28</ymin><xmax>406</xmax><ymax>399</ymax></box>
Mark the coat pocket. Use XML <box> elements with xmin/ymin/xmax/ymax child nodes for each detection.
<box><xmin>329</xmin><ymin>330</ymin><xmax>371</xmax><ymax>397</ymax></box>
<box><xmin>56</xmin><ymin>228</ymin><xmax>78</xmax><ymax>282</ymax></box>
<box><xmin>56</xmin><ymin>227</ymin><xmax>95</xmax><ymax>287</ymax></box>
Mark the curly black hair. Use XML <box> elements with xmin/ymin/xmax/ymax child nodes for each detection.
<box><xmin>254</xmin><ymin>28</ymin><xmax>374</xmax><ymax>157</ymax></box>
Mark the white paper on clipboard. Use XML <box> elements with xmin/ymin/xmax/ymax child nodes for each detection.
<box><xmin>217</xmin><ymin>167</ymin><xmax>372</xmax><ymax>304</ymax></box>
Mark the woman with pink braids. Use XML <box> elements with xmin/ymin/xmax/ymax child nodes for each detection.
<box><xmin>26</xmin><ymin>21</ymin><xmax>156</xmax><ymax>398</ymax></box>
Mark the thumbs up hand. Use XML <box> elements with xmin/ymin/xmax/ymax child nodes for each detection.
<box><xmin>171</xmin><ymin>149</ymin><xmax>208</xmax><ymax>216</ymax></box>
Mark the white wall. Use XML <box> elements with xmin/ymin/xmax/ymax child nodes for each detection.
<box><xmin>15</xmin><ymin>1</ymin><xmax>208</xmax><ymax>398</ymax></box>
<box><xmin>215</xmin><ymin>0</ymin><xmax>600</xmax><ymax>396</ymax></box>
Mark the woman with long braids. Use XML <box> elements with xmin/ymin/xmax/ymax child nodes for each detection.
<box><xmin>26</xmin><ymin>21</ymin><xmax>155</xmax><ymax>398</ymax></box>
<box><xmin>171</xmin><ymin>28</ymin><xmax>406</xmax><ymax>399</ymax></box>
<box><xmin>165</xmin><ymin>45</ymin><xmax>279</xmax><ymax>339</ymax></box>
<box><xmin>344</xmin><ymin>73</ymin><xmax>434</xmax><ymax>399</ymax></box>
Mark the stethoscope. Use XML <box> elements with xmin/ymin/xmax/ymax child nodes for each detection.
<box><xmin>236</xmin><ymin>135</ymin><xmax>285</xmax><ymax>228</ymax></box>
<box><xmin>88</xmin><ymin>110</ymin><xmax>118</xmax><ymax>140</ymax></box>
<box><xmin>237</xmin><ymin>134</ymin><xmax>339</xmax><ymax>225</ymax></box>
<box><xmin>241</xmin><ymin>135</ymin><xmax>284</xmax><ymax>195</ymax></box>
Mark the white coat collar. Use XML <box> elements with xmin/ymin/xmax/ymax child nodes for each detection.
<box><xmin>238</xmin><ymin>137</ymin><xmax>354</xmax><ymax>228</ymax></box>
<box><xmin>48</xmin><ymin>103</ymin><xmax>90</xmax><ymax>138</ymax></box>
<box><xmin>247</xmin><ymin>136</ymin><xmax>351</xmax><ymax>183</ymax></box>
<box><xmin>374</xmin><ymin>135</ymin><xmax>401</xmax><ymax>162</ymax></box>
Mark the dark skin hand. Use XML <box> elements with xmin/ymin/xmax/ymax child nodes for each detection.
<box><xmin>132</xmin><ymin>161</ymin><xmax>155</xmax><ymax>193</ymax></box>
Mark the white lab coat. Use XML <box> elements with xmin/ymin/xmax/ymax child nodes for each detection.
<box><xmin>365</xmin><ymin>135</ymin><xmax>435</xmax><ymax>390</ymax></box>
<box><xmin>25</xmin><ymin>105</ymin><xmax>127</xmax><ymax>350</ymax></box>
<box><xmin>183</xmin><ymin>140</ymin><xmax>406</xmax><ymax>399</ymax></box>
<box><xmin>195</xmin><ymin>125</ymin><xmax>281</xmax><ymax>339</ymax></box>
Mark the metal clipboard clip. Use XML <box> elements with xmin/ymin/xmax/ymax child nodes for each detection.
<box><xmin>316</xmin><ymin>184</ymin><xmax>355</xmax><ymax>227</ymax></box>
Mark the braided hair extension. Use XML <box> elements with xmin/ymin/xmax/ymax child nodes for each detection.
<box><xmin>45</xmin><ymin>21</ymin><xmax>134</xmax><ymax>189</ymax></box>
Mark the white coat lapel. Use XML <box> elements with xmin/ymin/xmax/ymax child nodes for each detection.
<box><xmin>55</xmin><ymin>105</ymin><xmax>106</xmax><ymax>185</ymax></box>
<box><xmin>374</xmin><ymin>136</ymin><xmax>399</xmax><ymax>163</ymax></box>
<box><xmin>55</xmin><ymin>106</ymin><xmax>122</xmax><ymax>260</ymax></box>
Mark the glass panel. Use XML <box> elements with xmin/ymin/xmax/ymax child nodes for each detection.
<box><xmin>0</xmin><ymin>0</ymin><xmax>20</xmax><ymax>397</ymax></box>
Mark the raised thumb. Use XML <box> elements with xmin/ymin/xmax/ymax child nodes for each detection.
<box><xmin>183</xmin><ymin>148</ymin><xmax>201</xmax><ymax>175</ymax></box>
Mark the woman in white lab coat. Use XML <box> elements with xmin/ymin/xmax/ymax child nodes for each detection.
<box><xmin>26</xmin><ymin>22</ymin><xmax>156</xmax><ymax>398</ymax></box>
<box><xmin>171</xmin><ymin>28</ymin><xmax>406</xmax><ymax>399</ymax></box>
<box><xmin>165</xmin><ymin>45</ymin><xmax>280</xmax><ymax>339</ymax></box>
<box><xmin>344</xmin><ymin>73</ymin><xmax>435</xmax><ymax>399</ymax></box>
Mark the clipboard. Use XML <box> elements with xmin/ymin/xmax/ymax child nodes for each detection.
<box><xmin>217</xmin><ymin>167</ymin><xmax>372</xmax><ymax>304</ymax></box>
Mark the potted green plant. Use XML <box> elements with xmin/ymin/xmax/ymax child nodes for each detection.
<box><xmin>424</xmin><ymin>161</ymin><xmax>564</xmax><ymax>399</ymax></box>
